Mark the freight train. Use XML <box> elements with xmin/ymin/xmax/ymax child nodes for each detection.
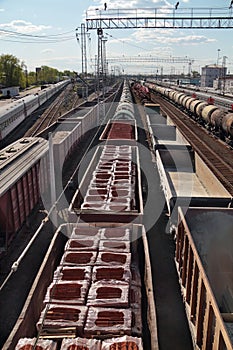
<box><xmin>1</xmin><ymin>80</ymin><xmax>158</xmax><ymax>350</ymax></box>
<box><xmin>0</xmin><ymin>80</ymin><xmax>69</xmax><ymax>141</ymax></box>
<box><xmin>145</xmin><ymin>82</ymin><xmax>233</xmax><ymax>144</ymax></box>
<box><xmin>1</xmin><ymin>79</ymin><xmax>233</xmax><ymax>350</ymax></box>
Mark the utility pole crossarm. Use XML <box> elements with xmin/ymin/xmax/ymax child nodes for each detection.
<box><xmin>86</xmin><ymin>7</ymin><xmax>233</xmax><ymax>30</ymax></box>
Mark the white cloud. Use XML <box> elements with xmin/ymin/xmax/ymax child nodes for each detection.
<box><xmin>41</xmin><ymin>49</ymin><xmax>54</xmax><ymax>54</ymax></box>
<box><xmin>0</xmin><ymin>20</ymin><xmax>51</xmax><ymax>34</ymax></box>
<box><xmin>0</xmin><ymin>8</ymin><xmax>5</xmax><ymax>12</ymax></box>
<box><xmin>131</xmin><ymin>28</ymin><xmax>216</xmax><ymax>46</ymax></box>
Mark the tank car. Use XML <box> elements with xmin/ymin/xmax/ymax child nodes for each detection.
<box><xmin>221</xmin><ymin>113</ymin><xmax>233</xmax><ymax>140</ymax></box>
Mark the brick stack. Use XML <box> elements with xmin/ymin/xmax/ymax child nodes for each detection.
<box><xmin>81</xmin><ymin>145</ymin><xmax>136</xmax><ymax>212</ymax></box>
<box><xmin>15</xmin><ymin>338</ymin><xmax>57</xmax><ymax>350</ymax></box>
<box><xmin>107</xmin><ymin>121</ymin><xmax>134</xmax><ymax>140</ymax></box>
<box><xmin>101</xmin><ymin>335</ymin><xmax>143</xmax><ymax>350</ymax></box>
<box><xmin>35</xmin><ymin>224</ymin><xmax>142</xmax><ymax>345</ymax></box>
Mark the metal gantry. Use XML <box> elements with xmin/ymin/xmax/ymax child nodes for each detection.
<box><xmin>107</xmin><ymin>56</ymin><xmax>194</xmax><ymax>64</ymax></box>
<box><xmin>86</xmin><ymin>7</ymin><xmax>233</xmax><ymax>30</ymax></box>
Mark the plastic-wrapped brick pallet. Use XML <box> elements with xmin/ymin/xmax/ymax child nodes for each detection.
<box><xmin>84</xmin><ymin>307</ymin><xmax>132</xmax><ymax>338</ymax></box>
<box><xmin>60</xmin><ymin>251</ymin><xmax>97</xmax><ymax>266</ymax></box>
<box><xmin>53</xmin><ymin>265</ymin><xmax>92</xmax><ymax>282</ymax></box>
<box><xmin>87</xmin><ymin>281</ymin><xmax>129</xmax><ymax>307</ymax></box>
<box><xmin>15</xmin><ymin>338</ymin><xmax>57</xmax><ymax>350</ymax></box>
<box><xmin>101</xmin><ymin>335</ymin><xmax>143</xmax><ymax>349</ymax></box>
<box><xmin>64</xmin><ymin>238</ymin><xmax>99</xmax><ymax>251</ymax></box>
<box><xmin>92</xmin><ymin>265</ymin><xmax>131</xmax><ymax>284</ymax></box>
<box><xmin>44</xmin><ymin>280</ymin><xmax>89</xmax><ymax>305</ymax></box>
<box><xmin>37</xmin><ymin>304</ymin><xmax>88</xmax><ymax>337</ymax></box>
<box><xmin>71</xmin><ymin>226</ymin><xmax>102</xmax><ymax>239</ymax></box>
<box><xmin>100</xmin><ymin>227</ymin><xmax>131</xmax><ymax>241</ymax></box>
<box><xmin>60</xmin><ymin>337</ymin><xmax>101</xmax><ymax>350</ymax></box>
<box><xmin>99</xmin><ymin>240</ymin><xmax>130</xmax><ymax>253</ymax></box>
<box><xmin>95</xmin><ymin>252</ymin><xmax>131</xmax><ymax>267</ymax></box>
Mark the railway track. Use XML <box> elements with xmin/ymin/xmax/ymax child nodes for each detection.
<box><xmin>24</xmin><ymin>85</ymin><xmax>77</xmax><ymax>137</ymax></box>
<box><xmin>151</xmin><ymin>94</ymin><xmax>233</xmax><ymax>196</ymax></box>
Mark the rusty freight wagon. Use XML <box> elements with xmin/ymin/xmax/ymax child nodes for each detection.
<box><xmin>0</xmin><ymin>137</ymin><xmax>49</xmax><ymax>254</ymax></box>
<box><xmin>3</xmin><ymin>222</ymin><xmax>158</xmax><ymax>350</ymax></box>
<box><xmin>99</xmin><ymin>119</ymin><xmax>138</xmax><ymax>146</ymax></box>
<box><xmin>175</xmin><ymin>207</ymin><xmax>233</xmax><ymax>350</ymax></box>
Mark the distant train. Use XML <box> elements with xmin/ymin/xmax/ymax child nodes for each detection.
<box><xmin>145</xmin><ymin>82</ymin><xmax>233</xmax><ymax>144</ymax></box>
<box><xmin>0</xmin><ymin>80</ymin><xmax>69</xmax><ymax>141</ymax></box>
<box><xmin>113</xmin><ymin>80</ymin><xmax>135</xmax><ymax>120</ymax></box>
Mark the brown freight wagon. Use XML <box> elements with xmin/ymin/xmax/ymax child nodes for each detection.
<box><xmin>2</xmin><ymin>223</ymin><xmax>158</xmax><ymax>350</ymax></box>
<box><xmin>0</xmin><ymin>137</ymin><xmax>49</xmax><ymax>253</ymax></box>
<box><xmin>175</xmin><ymin>207</ymin><xmax>233</xmax><ymax>350</ymax></box>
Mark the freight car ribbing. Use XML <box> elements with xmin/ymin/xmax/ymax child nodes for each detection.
<box><xmin>175</xmin><ymin>207</ymin><xmax>233</xmax><ymax>350</ymax></box>
<box><xmin>0</xmin><ymin>137</ymin><xmax>49</xmax><ymax>247</ymax></box>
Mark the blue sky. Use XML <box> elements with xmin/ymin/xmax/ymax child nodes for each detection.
<box><xmin>0</xmin><ymin>0</ymin><xmax>232</xmax><ymax>75</ymax></box>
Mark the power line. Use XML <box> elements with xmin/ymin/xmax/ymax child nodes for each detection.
<box><xmin>0</xmin><ymin>28</ymin><xmax>76</xmax><ymax>43</ymax></box>
<box><xmin>105</xmin><ymin>32</ymin><xmax>151</xmax><ymax>52</ymax></box>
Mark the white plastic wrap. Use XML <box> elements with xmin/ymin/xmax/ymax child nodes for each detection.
<box><xmin>84</xmin><ymin>307</ymin><xmax>132</xmax><ymax>338</ymax></box>
<box><xmin>95</xmin><ymin>252</ymin><xmax>131</xmax><ymax>267</ymax></box>
<box><xmin>87</xmin><ymin>281</ymin><xmax>129</xmax><ymax>307</ymax></box>
<box><xmin>64</xmin><ymin>238</ymin><xmax>99</xmax><ymax>251</ymax></box>
<box><xmin>44</xmin><ymin>280</ymin><xmax>89</xmax><ymax>305</ymax></box>
<box><xmin>100</xmin><ymin>227</ymin><xmax>131</xmax><ymax>241</ymax></box>
<box><xmin>92</xmin><ymin>265</ymin><xmax>131</xmax><ymax>284</ymax></box>
<box><xmin>101</xmin><ymin>335</ymin><xmax>143</xmax><ymax>350</ymax></box>
<box><xmin>53</xmin><ymin>265</ymin><xmax>92</xmax><ymax>282</ymax></box>
<box><xmin>15</xmin><ymin>338</ymin><xmax>57</xmax><ymax>350</ymax></box>
<box><xmin>60</xmin><ymin>251</ymin><xmax>97</xmax><ymax>266</ymax></box>
<box><xmin>99</xmin><ymin>240</ymin><xmax>130</xmax><ymax>253</ymax></box>
<box><xmin>60</xmin><ymin>337</ymin><xmax>101</xmax><ymax>350</ymax></box>
<box><xmin>71</xmin><ymin>226</ymin><xmax>101</xmax><ymax>239</ymax></box>
<box><xmin>37</xmin><ymin>304</ymin><xmax>88</xmax><ymax>336</ymax></box>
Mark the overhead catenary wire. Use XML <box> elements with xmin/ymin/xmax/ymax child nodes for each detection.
<box><xmin>0</xmin><ymin>28</ymin><xmax>76</xmax><ymax>43</ymax></box>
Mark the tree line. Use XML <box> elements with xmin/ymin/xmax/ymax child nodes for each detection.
<box><xmin>0</xmin><ymin>54</ymin><xmax>75</xmax><ymax>89</ymax></box>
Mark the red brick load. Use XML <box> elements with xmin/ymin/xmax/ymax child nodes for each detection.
<box><xmin>44</xmin><ymin>280</ymin><xmax>89</xmax><ymax>305</ymax></box>
<box><xmin>53</xmin><ymin>266</ymin><xmax>92</xmax><ymax>283</ymax></box>
<box><xmin>100</xmin><ymin>227</ymin><xmax>131</xmax><ymax>241</ymax></box>
<box><xmin>87</xmin><ymin>282</ymin><xmax>129</xmax><ymax>307</ymax></box>
<box><xmin>101</xmin><ymin>335</ymin><xmax>143</xmax><ymax>350</ymax></box>
<box><xmin>99</xmin><ymin>240</ymin><xmax>130</xmax><ymax>253</ymax></box>
<box><xmin>107</xmin><ymin>121</ymin><xmax>134</xmax><ymax>140</ymax></box>
<box><xmin>71</xmin><ymin>226</ymin><xmax>101</xmax><ymax>239</ymax></box>
<box><xmin>60</xmin><ymin>251</ymin><xmax>97</xmax><ymax>266</ymax></box>
<box><xmin>60</xmin><ymin>337</ymin><xmax>101</xmax><ymax>350</ymax></box>
<box><xmin>92</xmin><ymin>265</ymin><xmax>131</xmax><ymax>284</ymax></box>
<box><xmin>37</xmin><ymin>304</ymin><xmax>88</xmax><ymax>337</ymax></box>
<box><xmin>15</xmin><ymin>338</ymin><xmax>57</xmax><ymax>350</ymax></box>
<box><xmin>64</xmin><ymin>238</ymin><xmax>99</xmax><ymax>251</ymax></box>
<box><xmin>95</xmin><ymin>252</ymin><xmax>131</xmax><ymax>267</ymax></box>
<box><xmin>84</xmin><ymin>307</ymin><xmax>132</xmax><ymax>338</ymax></box>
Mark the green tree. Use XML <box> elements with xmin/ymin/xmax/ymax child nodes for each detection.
<box><xmin>0</xmin><ymin>54</ymin><xmax>25</xmax><ymax>87</ymax></box>
<box><xmin>38</xmin><ymin>65</ymin><xmax>60</xmax><ymax>84</ymax></box>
